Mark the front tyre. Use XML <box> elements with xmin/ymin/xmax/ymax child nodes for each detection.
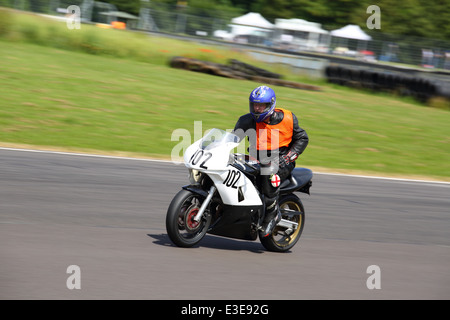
<box><xmin>166</xmin><ymin>189</ymin><xmax>211</xmax><ymax>248</ymax></box>
<box><xmin>259</xmin><ymin>194</ymin><xmax>305</xmax><ymax>252</ymax></box>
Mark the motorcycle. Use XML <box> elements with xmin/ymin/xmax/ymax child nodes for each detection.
<box><xmin>166</xmin><ymin>128</ymin><xmax>312</xmax><ymax>252</ymax></box>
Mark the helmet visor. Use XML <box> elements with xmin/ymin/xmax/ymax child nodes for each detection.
<box><xmin>250</xmin><ymin>102</ymin><xmax>271</xmax><ymax>116</ymax></box>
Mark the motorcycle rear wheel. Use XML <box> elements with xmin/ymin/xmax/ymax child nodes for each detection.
<box><xmin>259</xmin><ymin>194</ymin><xmax>305</xmax><ymax>252</ymax></box>
<box><xmin>166</xmin><ymin>189</ymin><xmax>211</xmax><ymax>248</ymax></box>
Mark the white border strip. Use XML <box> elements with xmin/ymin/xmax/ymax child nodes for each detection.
<box><xmin>1</xmin><ymin>146</ymin><xmax>449</xmax><ymax>185</ymax></box>
<box><xmin>0</xmin><ymin>146</ymin><xmax>177</xmax><ymax>163</ymax></box>
<box><xmin>313</xmin><ymin>171</ymin><xmax>450</xmax><ymax>185</ymax></box>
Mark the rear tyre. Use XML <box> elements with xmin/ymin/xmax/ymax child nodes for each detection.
<box><xmin>259</xmin><ymin>194</ymin><xmax>305</xmax><ymax>252</ymax></box>
<box><xmin>166</xmin><ymin>189</ymin><xmax>211</xmax><ymax>248</ymax></box>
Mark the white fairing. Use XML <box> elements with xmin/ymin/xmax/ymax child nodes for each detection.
<box><xmin>184</xmin><ymin>129</ymin><xmax>262</xmax><ymax>206</ymax></box>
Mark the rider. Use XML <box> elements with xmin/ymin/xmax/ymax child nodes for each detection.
<box><xmin>233</xmin><ymin>85</ymin><xmax>309</xmax><ymax>237</ymax></box>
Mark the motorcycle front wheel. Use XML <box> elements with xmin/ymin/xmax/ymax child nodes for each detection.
<box><xmin>259</xmin><ymin>194</ymin><xmax>305</xmax><ymax>252</ymax></box>
<box><xmin>166</xmin><ymin>189</ymin><xmax>211</xmax><ymax>248</ymax></box>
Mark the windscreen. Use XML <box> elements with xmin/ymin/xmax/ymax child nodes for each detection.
<box><xmin>200</xmin><ymin>129</ymin><xmax>240</xmax><ymax>150</ymax></box>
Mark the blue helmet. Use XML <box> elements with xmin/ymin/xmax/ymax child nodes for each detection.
<box><xmin>249</xmin><ymin>86</ymin><xmax>276</xmax><ymax>123</ymax></box>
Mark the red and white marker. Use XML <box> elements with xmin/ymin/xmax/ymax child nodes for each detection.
<box><xmin>270</xmin><ymin>174</ymin><xmax>281</xmax><ymax>187</ymax></box>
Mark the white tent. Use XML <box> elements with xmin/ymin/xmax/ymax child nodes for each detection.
<box><xmin>216</xmin><ymin>12</ymin><xmax>274</xmax><ymax>43</ymax></box>
<box><xmin>231</xmin><ymin>12</ymin><xmax>274</xmax><ymax>29</ymax></box>
<box><xmin>275</xmin><ymin>18</ymin><xmax>328</xmax><ymax>34</ymax></box>
<box><xmin>330</xmin><ymin>24</ymin><xmax>372</xmax><ymax>40</ymax></box>
<box><xmin>274</xmin><ymin>18</ymin><xmax>329</xmax><ymax>51</ymax></box>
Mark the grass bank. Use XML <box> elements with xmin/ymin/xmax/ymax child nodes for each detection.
<box><xmin>0</xmin><ymin>8</ymin><xmax>307</xmax><ymax>81</ymax></box>
<box><xmin>1</xmin><ymin>40</ymin><xmax>449</xmax><ymax>181</ymax></box>
<box><xmin>0</xmin><ymin>9</ymin><xmax>449</xmax><ymax>180</ymax></box>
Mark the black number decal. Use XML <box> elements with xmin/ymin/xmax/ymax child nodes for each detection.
<box><xmin>200</xmin><ymin>152</ymin><xmax>212</xmax><ymax>169</ymax></box>
<box><xmin>232</xmin><ymin>171</ymin><xmax>241</xmax><ymax>188</ymax></box>
<box><xmin>223</xmin><ymin>170</ymin><xmax>241</xmax><ymax>189</ymax></box>
<box><xmin>224</xmin><ymin>171</ymin><xmax>232</xmax><ymax>187</ymax></box>
<box><xmin>190</xmin><ymin>150</ymin><xmax>211</xmax><ymax>169</ymax></box>
<box><xmin>190</xmin><ymin>150</ymin><xmax>203</xmax><ymax>165</ymax></box>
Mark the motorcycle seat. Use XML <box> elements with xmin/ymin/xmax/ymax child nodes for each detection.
<box><xmin>279</xmin><ymin>168</ymin><xmax>313</xmax><ymax>194</ymax></box>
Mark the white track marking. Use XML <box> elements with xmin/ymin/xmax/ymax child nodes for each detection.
<box><xmin>1</xmin><ymin>146</ymin><xmax>449</xmax><ymax>185</ymax></box>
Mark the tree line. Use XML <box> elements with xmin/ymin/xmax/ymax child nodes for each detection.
<box><xmin>0</xmin><ymin>0</ymin><xmax>447</xmax><ymax>40</ymax></box>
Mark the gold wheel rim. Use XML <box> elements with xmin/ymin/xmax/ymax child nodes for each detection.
<box><xmin>274</xmin><ymin>201</ymin><xmax>303</xmax><ymax>246</ymax></box>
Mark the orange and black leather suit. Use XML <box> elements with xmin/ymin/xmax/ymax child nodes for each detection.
<box><xmin>233</xmin><ymin>108</ymin><xmax>309</xmax><ymax>215</ymax></box>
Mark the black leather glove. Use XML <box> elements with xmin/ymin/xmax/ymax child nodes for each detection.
<box><xmin>278</xmin><ymin>150</ymin><xmax>299</xmax><ymax>168</ymax></box>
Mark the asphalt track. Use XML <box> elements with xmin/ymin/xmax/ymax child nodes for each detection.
<box><xmin>1</xmin><ymin>148</ymin><xmax>449</xmax><ymax>300</ymax></box>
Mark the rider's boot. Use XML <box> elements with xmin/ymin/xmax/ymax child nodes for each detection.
<box><xmin>261</xmin><ymin>199</ymin><xmax>281</xmax><ymax>238</ymax></box>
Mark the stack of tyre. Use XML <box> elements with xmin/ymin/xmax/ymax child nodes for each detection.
<box><xmin>170</xmin><ymin>57</ymin><xmax>320</xmax><ymax>91</ymax></box>
<box><xmin>169</xmin><ymin>56</ymin><xmax>248</xmax><ymax>79</ymax></box>
<box><xmin>325</xmin><ymin>65</ymin><xmax>449</xmax><ymax>103</ymax></box>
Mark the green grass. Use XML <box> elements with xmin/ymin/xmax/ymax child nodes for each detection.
<box><xmin>0</xmin><ymin>10</ymin><xmax>449</xmax><ymax>181</ymax></box>
<box><xmin>0</xmin><ymin>9</ymin><xmax>276</xmax><ymax>71</ymax></box>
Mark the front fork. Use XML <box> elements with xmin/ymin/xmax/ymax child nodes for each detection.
<box><xmin>193</xmin><ymin>185</ymin><xmax>216</xmax><ymax>222</ymax></box>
